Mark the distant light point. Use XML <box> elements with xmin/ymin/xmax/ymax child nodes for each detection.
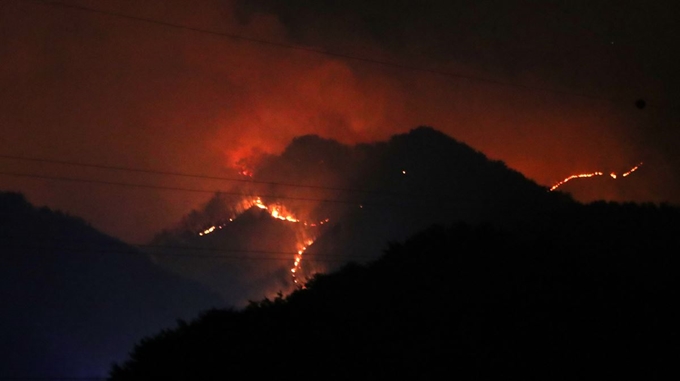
<box><xmin>402</xmin><ymin>170</ymin><xmax>406</xmax><ymax>175</ymax></box>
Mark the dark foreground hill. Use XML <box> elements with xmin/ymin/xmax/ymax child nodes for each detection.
<box><xmin>111</xmin><ymin>200</ymin><xmax>680</xmax><ymax>380</ymax></box>
<box><xmin>0</xmin><ymin>192</ymin><xmax>222</xmax><ymax>378</ymax></box>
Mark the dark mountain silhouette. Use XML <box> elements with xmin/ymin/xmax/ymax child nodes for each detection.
<box><xmin>150</xmin><ymin>126</ymin><xmax>574</xmax><ymax>304</ymax></box>
<box><xmin>110</xmin><ymin>200</ymin><xmax>680</xmax><ymax>379</ymax></box>
<box><xmin>0</xmin><ymin>192</ymin><xmax>222</xmax><ymax>378</ymax></box>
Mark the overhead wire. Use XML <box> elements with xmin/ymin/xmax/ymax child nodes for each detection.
<box><xmin>0</xmin><ymin>377</ymin><xmax>108</xmax><ymax>381</ymax></box>
<box><xmin>5</xmin><ymin>0</ymin><xmax>649</xmax><ymax>202</ymax></box>
<box><xmin>0</xmin><ymin>169</ymin><xmax>441</xmax><ymax>207</ymax></box>
<box><xmin>20</xmin><ymin>0</ymin><xmax>622</xmax><ymax>104</ymax></box>
<box><xmin>7</xmin><ymin>243</ymin><xmax>374</xmax><ymax>263</ymax></box>
<box><xmin>0</xmin><ymin>153</ymin><xmax>437</xmax><ymax>197</ymax></box>
<box><xmin>0</xmin><ymin>3</ymin><xmax>649</xmax><ymax>381</ymax></box>
<box><xmin>0</xmin><ymin>0</ymin><xmax>586</xmax><ymax>266</ymax></box>
<box><xmin>0</xmin><ymin>166</ymin><xmax>564</xmax><ymax>220</ymax></box>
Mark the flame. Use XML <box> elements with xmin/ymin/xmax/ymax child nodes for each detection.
<box><xmin>622</xmin><ymin>162</ymin><xmax>643</xmax><ymax>177</ymax></box>
<box><xmin>549</xmin><ymin>172</ymin><xmax>604</xmax><ymax>191</ymax></box>
<box><xmin>550</xmin><ymin>162</ymin><xmax>643</xmax><ymax>191</ymax></box>
<box><xmin>196</xmin><ymin>195</ymin><xmax>329</xmax><ymax>286</ymax></box>
<box><xmin>234</xmin><ymin>156</ymin><xmax>257</xmax><ymax>178</ymax></box>
<box><xmin>239</xmin><ymin>169</ymin><xmax>254</xmax><ymax>178</ymax></box>
<box><xmin>291</xmin><ymin>238</ymin><xmax>316</xmax><ymax>286</ymax></box>
<box><xmin>198</xmin><ymin>225</ymin><xmax>216</xmax><ymax>236</ymax></box>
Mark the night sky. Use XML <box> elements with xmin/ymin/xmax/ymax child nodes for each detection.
<box><xmin>1</xmin><ymin>0</ymin><xmax>679</xmax><ymax>243</ymax></box>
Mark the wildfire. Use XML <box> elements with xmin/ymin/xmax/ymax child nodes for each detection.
<box><xmin>238</xmin><ymin>169</ymin><xmax>254</xmax><ymax>178</ymax></box>
<box><xmin>196</xmin><ymin>195</ymin><xmax>328</xmax><ymax>286</ymax></box>
<box><xmin>550</xmin><ymin>162</ymin><xmax>643</xmax><ymax>191</ymax></box>
<box><xmin>198</xmin><ymin>225</ymin><xmax>217</xmax><ymax>236</ymax></box>
<box><xmin>291</xmin><ymin>239</ymin><xmax>315</xmax><ymax>286</ymax></box>
<box><xmin>622</xmin><ymin>162</ymin><xmax>642</xmax><ymax>177</ymax></box>
<box><xmin>549</xmin><ymin>172</ymin><xmax>604</xmax><ymax>191</ymax></box>
<box><xmin>235</xmin><ymin>157</ymin><xmax>256</xmax><ymax>178</ymax></box>
<box><xmin>253</xmin><ymin>197</ymin><xmax>300</xmax><ymax>222</ymax></box>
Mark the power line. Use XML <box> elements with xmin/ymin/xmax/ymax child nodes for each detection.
<box><xmin>0</xmin><ymin>376</ymin><xmax>108</xmax><ymax>381</ymax></box>
<box><xmin>0</xmin><ymin>168</ymin><xmax>540</xmax><ymax>209</ymax></box>
<box><xmin>0</xmin><ymin>154</ymin><xmax>420</xmax><ymax>198</ymax></box>
<box><xmin>9</xmin><ymin>245</ymin><xmax>371</xmax><ymax>263</ymax></box>
<box><xmin>0</xmin><ymin>168</ymin><xmax>453</xmax><ymax>211</ymax></box>
<box><xmin>21</xmin><ymin>0</ymin><xmax>618</xmax><ymax>103</ymax></box>
<box><xmin>5</xmin><ymin>241</ymin><xmax>378</xmax><ymax>263</ymax></box>
<box><xmin>0</xmin><ymin>378</ymin><xmax>107</xmax><ymax>381</ymax></box>
<box><xmin>0</xmin><ymin>169</ymin><xmax>369</xmax><ymax>205</ymax></box>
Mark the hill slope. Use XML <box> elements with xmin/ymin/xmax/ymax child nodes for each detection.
<box><xmin>0</xmin><ymin>192</ymin><xmax>222</xmax><ymax>378</ymax></box>
<box><xmin>149</xmin><ymin>127</ymin><xmax>574</xmax><ymax>303</ymax></box>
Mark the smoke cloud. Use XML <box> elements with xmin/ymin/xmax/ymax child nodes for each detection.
<box><xmin>1</xmin><ymin>0</ymin><xmax>678</xmax><ymax>243</ymax></box>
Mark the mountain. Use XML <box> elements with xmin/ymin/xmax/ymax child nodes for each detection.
<box><xmin>110</xmin><ymin>200</ymin><xmax>680</xmax><ymax>379</ymax></box>
<box><xmin>0</xmin><ymin>192</ymin><xmax>222</xmax><ymax>378</ymax></box>
<box><xmin>149</xmin><ymin>126</ymin><xmax>574</xmax><ymax>303</ymax></box>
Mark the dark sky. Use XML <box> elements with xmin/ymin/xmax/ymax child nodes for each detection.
<box><xmin>1</xmin><ymin>0</ymin><xmax>678</xmax><ymax>243</ymax></box>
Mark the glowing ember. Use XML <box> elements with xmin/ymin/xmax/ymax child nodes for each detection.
<box><xmin>550</xmin><ymin>162</ymin><xmax>643</xmax><ymax>191</ymax></box>
<box><xmin>235</xmin><ymin>158</ymin><xmax>255</xmax><ymax>178</ymax></box>
<box><xmin>198</xmin><ymin>223</ymin><xmax>228</xmax><ymax>236</ymax></box>
<box><xmin>238</xmin><ymin>169</ymin><xmax>253</xmax><ymax>177</ymax></box>
<box><xmin>198</xmin><ymin>225</ymin><xmax>217</xmax><ymax>236</ymax></box>
<box><xmin>291</xmin><ymin>238</ymin><xmax>316</xmax><ymax>286</ymax></box>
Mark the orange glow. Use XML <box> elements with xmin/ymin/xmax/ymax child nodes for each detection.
<box><xmin>550</xmin><ymin>162</ymin><xmax>643</xmax><ymax>191</ymax></box>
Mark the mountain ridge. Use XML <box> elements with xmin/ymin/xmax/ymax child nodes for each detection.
<box><xmin>0</xmin><ymin>191</ymin><xmax>223</xmax><ymax>378</ymax></box>
<box><xmin>148</xmin><ymin>126</ymin><xmax>576</xmax><ymax>303</ymax></box>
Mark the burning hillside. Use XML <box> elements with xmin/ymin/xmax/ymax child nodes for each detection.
<box><xmin>149</xmin><ymin>127</ymin><xmax>576</xmax><ymax>305</ymax></box>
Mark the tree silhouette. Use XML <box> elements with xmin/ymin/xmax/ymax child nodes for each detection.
<box><xmin>110</xmin><ymin>200</ymin><xmax>680</xmax><ymax>380</ymax></box>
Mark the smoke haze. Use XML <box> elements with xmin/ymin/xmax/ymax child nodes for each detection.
<box><xmin>1</xmin><ymin>0</ymin><xmax>678</xmax><ymax>243</ymax></box>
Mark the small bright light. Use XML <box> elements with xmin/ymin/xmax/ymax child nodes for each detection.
<box><xmin>402</xmin><ymin>170</ymin><xmax>406</xmax><ymax>175</ymax></box>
